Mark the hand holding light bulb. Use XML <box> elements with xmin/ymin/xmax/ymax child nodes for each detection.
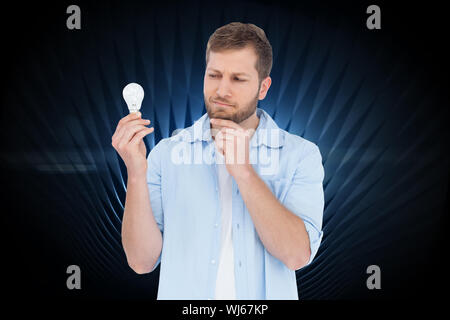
<box><xmin>112</xmin><ymin>83</ymin><xmax>154</xmax><ymax>177</ymax></box>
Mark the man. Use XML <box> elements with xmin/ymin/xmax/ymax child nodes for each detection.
<box><xmin>112</xmin><ymin>22</ymin><xmax>324</xmax><ymax>300</ymax></box>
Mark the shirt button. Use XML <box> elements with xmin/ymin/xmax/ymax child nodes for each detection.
<box><xmin>211</xmin><ymin>259</ymin><xmax>216</xmax><ymax>264</ymax></box>
<box><xmin>237</xmin><ymin>224</ymin><xmax>240</xmax><ymax>229</ymax></box>
<box><xmin>214</xmin><ymin>223</ymin><xmax>219</xmax><ymax>228</ymax></box>
<box><xmin>239</xmin><ymin>261</ymin><xmax>242</xmax><ymax>267</ymax></box>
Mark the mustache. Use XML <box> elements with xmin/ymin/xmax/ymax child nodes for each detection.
<box><xmin>210</xmin><ymin>97</ymin><xmax>235</xmax><ymax>106</ymax></box>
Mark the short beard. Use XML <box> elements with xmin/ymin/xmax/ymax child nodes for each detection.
<box><xmin>205</xmin><ymin>84</ymin><xmax>261</xmax><ymax>124</ymax></box>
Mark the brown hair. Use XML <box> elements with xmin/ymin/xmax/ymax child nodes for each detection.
<box><xmin>206</xmin><ymin>22</ymin><xmax>273</xmax><ymax>82</ymax></box>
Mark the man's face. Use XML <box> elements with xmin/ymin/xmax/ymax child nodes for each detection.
<box><xmin>203</xmin><ymin>46</ymin><xmax>264</xmax><ymax>124</ymax></box>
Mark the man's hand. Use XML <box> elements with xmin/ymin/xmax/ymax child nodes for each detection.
<box><xmin>210</xmin><ymin>118</ymin><xmax>254</xmax><ymax>178</ymax></box>
<box><xmin>112</xmin><ymin>112</ymin><xmax>154</xmax><ymax>177</ymax></box>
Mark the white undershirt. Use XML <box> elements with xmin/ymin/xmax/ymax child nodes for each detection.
<box><xmin>214</xmin><ymin>151</ymin><xmax>236</xmax><ymax>300</ymax></box>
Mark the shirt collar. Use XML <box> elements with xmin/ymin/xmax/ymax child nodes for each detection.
<box><xmin>175</xmin><ymin>108</ymin><xmax>285</xmax><ymax>148</ymax></box>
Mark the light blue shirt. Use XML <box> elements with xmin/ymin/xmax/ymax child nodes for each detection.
<box><xmin>146</xmin><ymin>108</ymin><xmax>324</xmax><ymax>300</ymax></box>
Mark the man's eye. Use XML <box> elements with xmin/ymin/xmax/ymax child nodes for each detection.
<box><xmin>209</xmin><ymin>74</ymin><xmax>218</xmax><ymax>78</ymax></box>
<box><xmin>234</xmin><ymin>78</ymin><xmax>245</xmax><ymax>81</ymax></box>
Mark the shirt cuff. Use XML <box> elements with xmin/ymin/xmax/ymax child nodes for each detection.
<box><xmin>303</xmin><ymin>220</ymin><xmax>323</xmax><ymax>267</ymax></box>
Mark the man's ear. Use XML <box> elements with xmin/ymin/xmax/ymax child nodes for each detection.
<box><xmin>258</xmin><ymin>76</ymin><xmax>272</xmax><ymax>100</ymax></box>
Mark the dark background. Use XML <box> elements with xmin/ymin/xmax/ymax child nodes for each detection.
<box><xmin>0</xmin><ymin>0</ymin><xmax>448</xmax><ymax>302</ymax></box>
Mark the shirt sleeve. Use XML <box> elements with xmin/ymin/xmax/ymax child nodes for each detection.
<box><xmin>282</xmin><ymin>142</ymin><xmax>325</xmax><ymax>269</ymax></box>
<box><xmin>146</xmin><ymin>140</ymin><xmax>165</xmax><ymax>272</ymax></box>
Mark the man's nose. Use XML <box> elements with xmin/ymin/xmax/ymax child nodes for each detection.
<box><xmin>216</xmin><ymin>78</ymin><xmax>232</xmax><ymax>98</ymax></box>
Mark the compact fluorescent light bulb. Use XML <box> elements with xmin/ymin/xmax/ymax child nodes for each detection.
<box><xmin>122</xmin><ymin>83</ymin><xmax>144</xmax><ymax>113</ymax></box>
